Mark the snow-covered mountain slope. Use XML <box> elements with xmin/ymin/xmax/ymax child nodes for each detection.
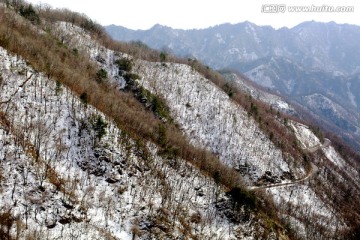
<box><xmin>53</xmin><ymin>22</ymin><xmax>126</xmax><ymax>89</ymax></box>
<box><xmin>135</xmin><ymin>61</ymin><xmax>299</xmax><ymax>181</ymax></box>
<box><xmin>2</xmin><ymin>2</ymin><xmax>360</xmax><ymax>237</ymax></box>
<box><xmin>50</xmin><ymin>20</ymin><xmax>360</xmax><ymax>239</ymax></box>
<box><xmin>0</xmin><ymin>46</ymin><xmax>266</xmax><ymax>239</ymax></box>
<box><xmin>52</xmin><ymin>22</ymin><xmax>297</xmax><ymax>180</ymax></box>
<box><xmin>281</xmin><ymin>122</ymin><xmax>360</xmax><ymax>239</ymax></box>
<box><xmin>134</xmin><ymin>59</ymin><xmax>360</xmax><ymax>239</ymax></box>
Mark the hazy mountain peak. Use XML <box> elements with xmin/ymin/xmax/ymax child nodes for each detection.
<box><xmin>150</xmin><ymin>23</ymin><xmax>169</xmax><ymax>29</ymax></box>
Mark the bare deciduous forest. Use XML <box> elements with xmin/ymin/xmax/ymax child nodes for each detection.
<box><xmin>0</xmin><ymin>0</ymin><xmax>359</xmax><ymax>239</ymax></box>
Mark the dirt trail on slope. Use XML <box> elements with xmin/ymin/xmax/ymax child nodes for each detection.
<box><xmin>249</xmin><ymin>139</ymin><xmax>330</xmax><ymax>191</ymax></box>
<box><xmin>304</xmin><ymin>138</ymin><xmax>331</xmax><ymax>153</ymax></box>
<box><xmin>249</xmin><ymin>162</ymin><xmax>318</xmax><ymax>190</ymax></box>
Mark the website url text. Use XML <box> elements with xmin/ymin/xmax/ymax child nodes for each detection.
<box><xmin>261</xmin><ymin>4</ymin><xmax>354</xmax><ymax>13</ymax></box>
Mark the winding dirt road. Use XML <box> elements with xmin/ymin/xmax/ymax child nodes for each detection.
<box><xmin>248</xmin><ymin>139</ymin><xmax>330</xmax><ymax>191</ymax></box>
<box><xmin>249</xmin><ymin>162</ymin><xmax>318</xmax><ymax>190</ymax></box>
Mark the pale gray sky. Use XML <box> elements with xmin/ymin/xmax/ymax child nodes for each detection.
<box><xmin>27</xmin><ymin>0</ymin><xmax>359</xmax><ymax>30</ymax></box>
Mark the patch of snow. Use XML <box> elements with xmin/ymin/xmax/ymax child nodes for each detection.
<box><xmin>322</xmin><ymin>146</ymin><xmax>346</xmax><ymax>168</ymax></box>
<box><xmin>245</xmin><ymin>24</ymin><xmax>261</xmax><ymax>44</ymax></box>
<box><xmin>215</xmin><ymin>33</ymin><xmax>225</xmax><ymax>44</ymax></box>
<box><xmin>268</xmin><ymin>185</ymin><xmax>344</xmax><ymax>238</ymax></box>
<box><xmin>228</xmin><ymin>48</ymin><xmax>240</xmax><ymax>55</ymax></box>
<box><xmin>347</xmin><ymin>82</ymin><xmax>357</xmax><ymax>108</ymax></box>
<box><xmin>241</xmin><ymin>48</ymin><xmax>258</xmax><ymax>61</ymax></box>
<box><xmin>245</xmin><ymin>65</ymin><xmax>275</xmax><ymax>89</ymax></box>
<box><xmin>225</xmin><ymin>73</ymin><xmax>296</xmax><ymax>115</ymax></box>
<box><xmin>290</xmin><ymin>122</ymin><xmax>320</xmax><ymax>149</ymax></box>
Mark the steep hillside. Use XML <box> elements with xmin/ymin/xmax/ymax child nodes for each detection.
<box><xmin>0</xmin><ymin>45</ymin><xmax>266</xmax><ymax>239</ymax></box>
<box><xmin>1</xmin><ymin>1</ymin><xmax>360</xmax><ymax>240</ymax></box>
<box><xmin>55</xmin><ymin>20</ymin><xmax>360</xmax><ymax>239</ymax></box>
<box><xmin>0</xmin><ymin>6</ymin><xmax>273</xmax><ymax>240</ymax></box>
<box><xmin>131</xmin><ymin>56</ymin><xmax>359</xmax><ymax>240</ymax></box>
<box><xmin>0</xmin><ymin>2</ymin><xmax>286</xmax><ymax>239</ymax></box>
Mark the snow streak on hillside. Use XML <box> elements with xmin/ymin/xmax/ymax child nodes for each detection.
<box><xmin>0</xmin><ymin>46</ymin><xmax>261</xmax><ymax>239</ymax></box>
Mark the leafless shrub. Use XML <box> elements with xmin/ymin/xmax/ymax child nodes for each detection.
<box><xmin>130</xmin><ymin>224</ymin><xmax>142</xmax><ymax>240</ymax></box>
<box><xmin>190</xmin><ymin>212</ymin><xmax>202</xmax><ymax>224</ymax></box>
<box><xmin>0</xmin><ymin>208</ymin><xmax>14</xmax><ymax>240</ymax></box>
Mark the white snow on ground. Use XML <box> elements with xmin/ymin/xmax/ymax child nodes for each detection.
<box><xmin>0</xmin><ymin>46</ymin><xmax>258</xmax><ymax>239</ymax></box>
<box><xmin>263</xmin><ymin>115</ymin><xmax>350</xmax><ymax>238</ymax></box>
<box><xmin>291</xmin><ymin>120</ymin><xmax>359</xmax><ymax>184</ymax></box>
<box><xmin>268</xmin><ymin>185</ymin><xmax>336</xmax><ymax>222</ymax></box>
<box><xmin>291</xmin><ymin>121</ymin><xmax>359</xmax><ymax>182</ymax></box>
<box><xmin>54</xmin><ymin>22</ymin><xmax>98</xmax><ymax>53</ymax></box>
<box><xmin>136</xmin><ymin>61</ymin><xmax>294</xmax><ymax>180</ymax></box>
<box><xmin>290</xmin><ymin>121</ymin><xmax>320</xmax><ymax>149</ymax></box>
<box><xmin>322</xmin><ymin>146</ymin><xmax>345</xmax><ymax>168</ymax></box>
<box><xmin>274</xmin><ymin>100</ymin><xmax>290</xmax><ymax>110</ymax></box>
<box><xmin>54</xmin><ymin>22</ymin><xmax>128</xmax><ymax>89</ymax></box>
<box><xmin>215</xmin><ymin>33</ymin><xmax>226</xmax><ymax>44</ymax></box>
<box><xmin>347</xmin><ymin>82</ymin><xmax>357</xmax><ymax>108</ymax></box>
<box><xmin>268</xmin><ymin>185</ymin><xmax>345</xmax><ymax>239</ymax></box>
<box><xmin>133</xmin><ymin>60</ymin><xmax>353</xmax><ymax>238</ymax></box>
<box><xmin>322</xmin><ymin>145</ymin><xmax>359</xmax><ymax>185</ymax></box>
<box><xmin>245</xmin><ymin>65</ymin><xmax>275</xmax><ymax>89</ymax></box>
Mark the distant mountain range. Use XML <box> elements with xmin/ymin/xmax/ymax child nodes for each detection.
<box><xmin>106</xmin><ymin>21</ymin><xmax>360</xmax><ymax>150</ymax></box>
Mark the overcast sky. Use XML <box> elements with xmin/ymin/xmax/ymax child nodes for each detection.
<box><xmin>27</xmin><ymin>0</ymin><xmax>359</xmax><ymax>30</ymax></box>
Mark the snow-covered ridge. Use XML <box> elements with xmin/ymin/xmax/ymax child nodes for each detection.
<box><xmin>54</xmin><ymin>21</ymin><xmax>127</xmax><ymax>89</ymax></box>
<box><xmin>53</xmin><ymin>22</ymin><xmax>98</xmax><ymax>54</ymax></box>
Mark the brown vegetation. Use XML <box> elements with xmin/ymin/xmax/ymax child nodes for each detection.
<box><xmin>1</xmin><ymin>1</ymin><xmax>359</xmax><ymax>239</ymax></box>
<box><xmin>0</xmin><ymin>209</ymin><xmax>14</xmax><ymax>240</ymax></box>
